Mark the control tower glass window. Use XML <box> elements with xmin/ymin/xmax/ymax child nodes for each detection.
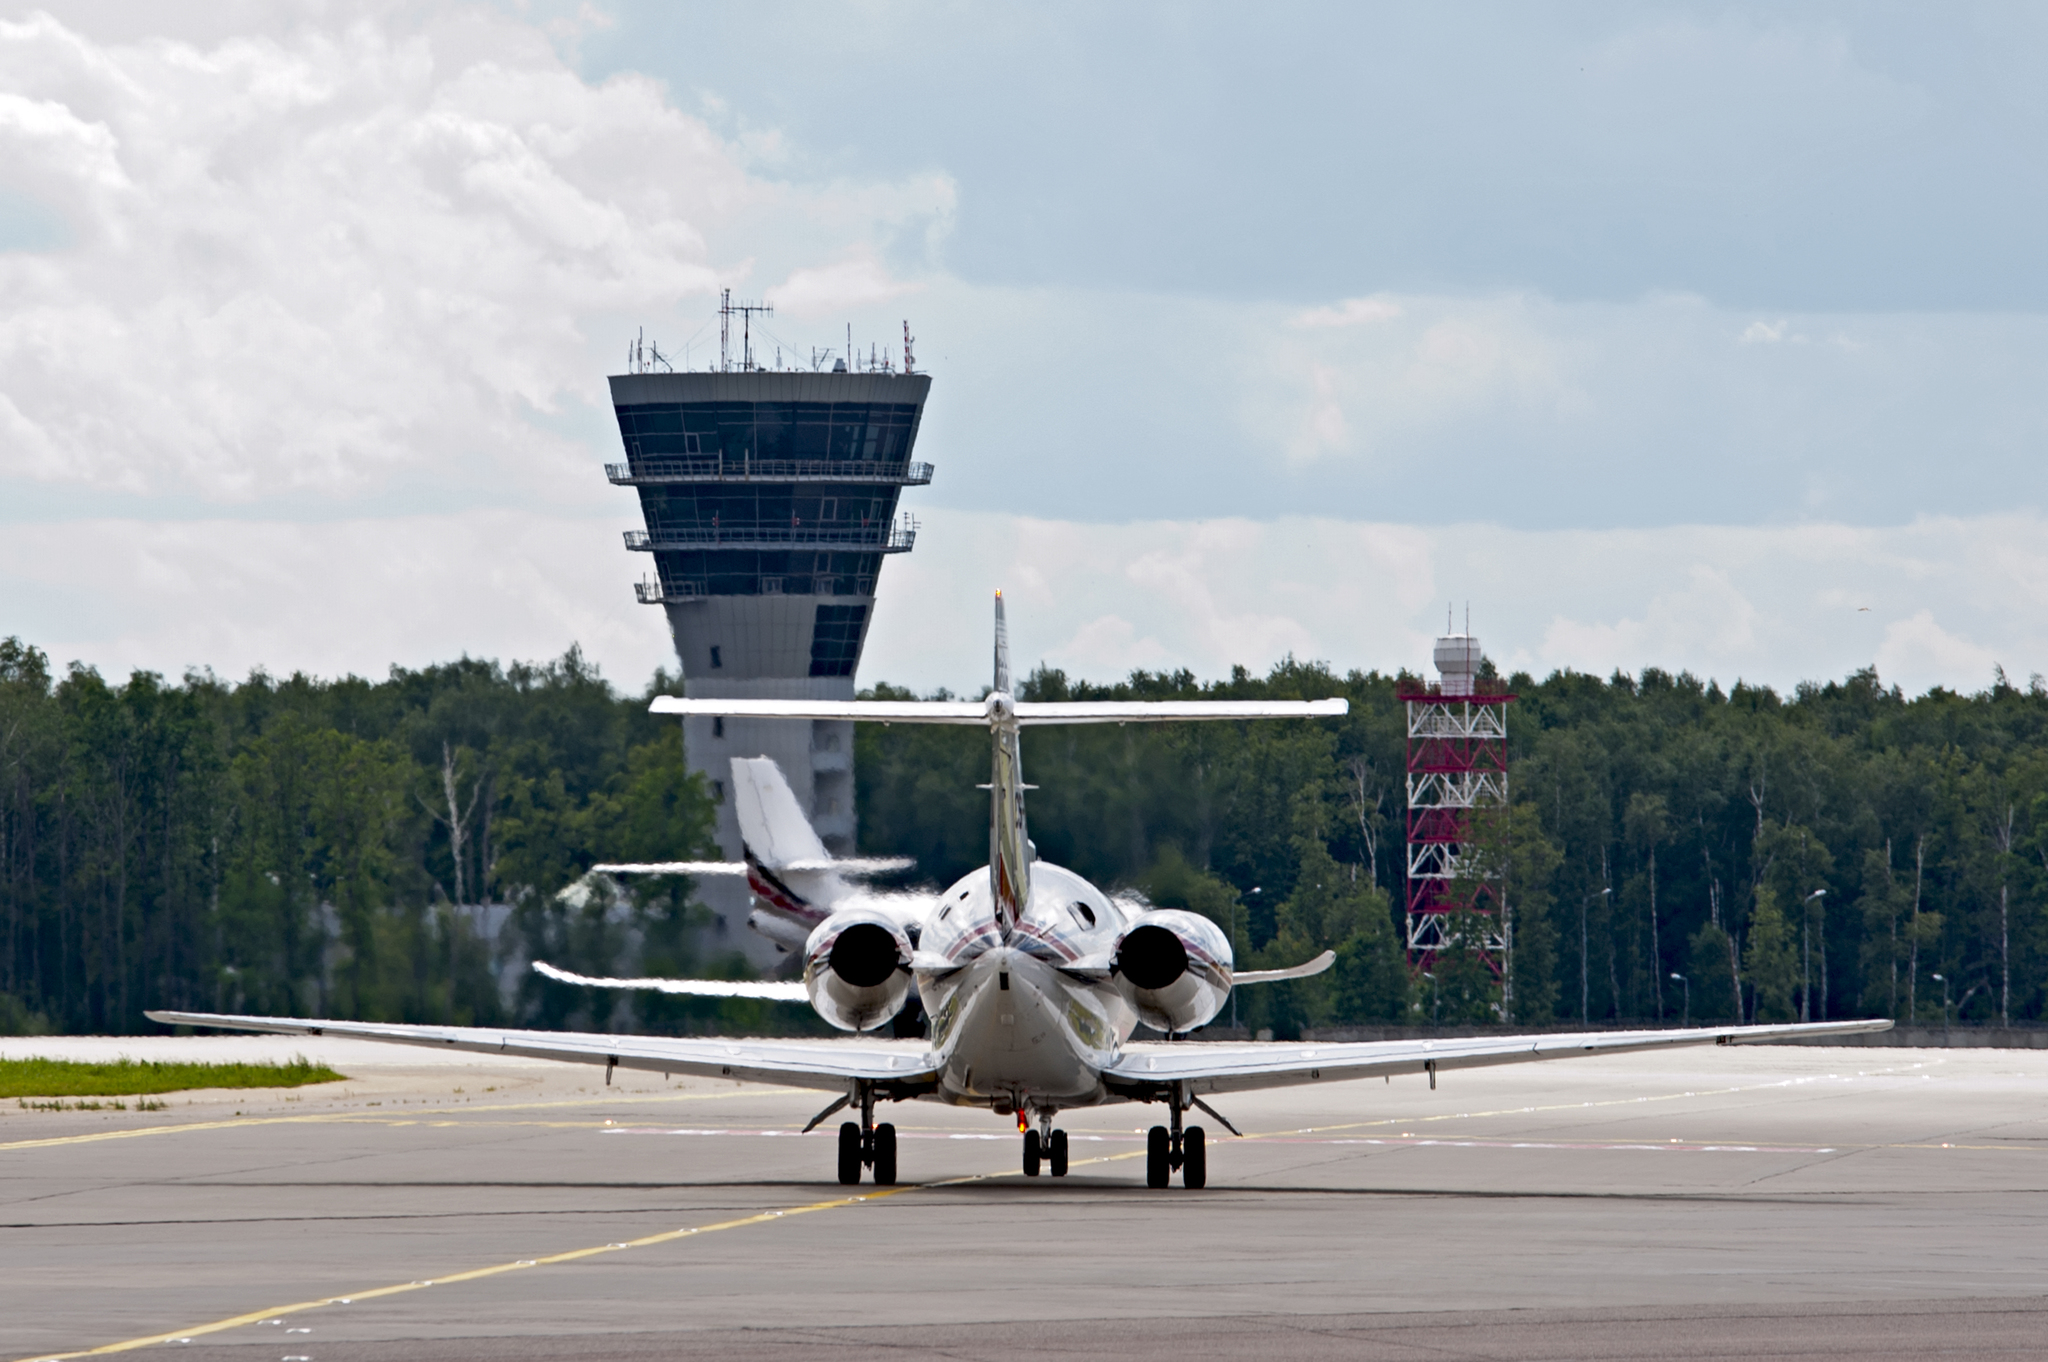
<box><xmin>809</xmin><ymin>604</ymin><xmax>868</xmax><ymax>677</ymax></box>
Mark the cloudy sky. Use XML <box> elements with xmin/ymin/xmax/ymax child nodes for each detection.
<box><xmin>1</xmin><ymin>2</ymin><xmax>2044</xmax><ymax>696</ymax></box>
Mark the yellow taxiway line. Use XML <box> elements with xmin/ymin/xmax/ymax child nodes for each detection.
<box><xmin>9</xmin><ymin>1151</ymin><xmax>1147</xmax><ymax>1362</ymax></box>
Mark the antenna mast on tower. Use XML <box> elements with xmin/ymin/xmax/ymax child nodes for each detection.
<box><xmin>718</xmin><ymin>289</ymin><xmax>774</xmax><ymax>372</ymax></box>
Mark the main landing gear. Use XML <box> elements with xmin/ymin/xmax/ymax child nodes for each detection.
<box><xmin>835</xmin><ymin>1085</ymin><xmax>896</xmax><ymax>1186</ymax></box>
<box><xmin>1022</xmin><ymin>1111</ymin><xmax>1070</xmax><ymax>1178</ymax></box>
<box><xmin>1146</xmin><ymin>1094</ymin><xmax>1206</xmax><ymax>1189</ymax></box>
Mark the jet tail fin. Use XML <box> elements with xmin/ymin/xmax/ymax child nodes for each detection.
<box><xmin>730</xmin><ymin>756</ymin><xmax>831</xmax><ymax>871</ymax></box>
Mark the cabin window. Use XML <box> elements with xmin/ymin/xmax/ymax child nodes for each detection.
<box><xmin>709</xmin><ymin>645</ymin><xmax>723</xmax><ymax>669</ymax></box>
<box><xmin>1073</xmin><ymin>902</ymin><xmax>1096</xmax><ymax>928</ymax></box>
<box><xmin>713</xmin><ymin>716</ymin><xmax>724</xmax><ymax>739</ymax></box>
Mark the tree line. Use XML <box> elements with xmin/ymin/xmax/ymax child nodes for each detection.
<box><xmin>0</xmin><ymin>639</ymin><xmax>725</xmax><ymax>1037</ymax></box>
<box><xmin>859</xmin><ymin>661</ymin><xmax>2048</xmax><ymax>1036</ymax></box>
<box><xmin>5</xmin><ymin>630</ymin><xmax>2046</xmax><ymax>1038</ymax></box>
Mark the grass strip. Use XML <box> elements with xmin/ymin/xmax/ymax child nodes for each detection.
<box><xmin>0</xmin><ymin>1055</ymin><xmax>344</xmax><ymax>1098</ymax></box>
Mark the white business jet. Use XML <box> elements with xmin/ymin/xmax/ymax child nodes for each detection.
<box><xmin>150</xmin><ymin>593</ymin><xmax>1890</xmax><ymax>1189</ymax></box>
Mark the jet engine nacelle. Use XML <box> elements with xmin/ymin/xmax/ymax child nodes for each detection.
<box><xmin>803</xmin><ymin>911</ymin><xmax>914</xmax><ymax>1032</ymax></box>
<box><xmin>1112</xmin><ymin>909</ymin><xmax>1234</xmax><ymax>1035</ymax></box>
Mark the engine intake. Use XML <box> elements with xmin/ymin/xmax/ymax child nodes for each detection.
<box><xmin>1113</xmin><ymin>909</ymin><xmax>1233</xmax><ymax>1034</ymax></box>
<box><xmin>804</xmin><ymin>912</ymin><xmax>913</xmax><ymax>1032</ymax></box>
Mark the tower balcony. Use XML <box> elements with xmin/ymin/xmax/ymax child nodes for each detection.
<box><xmin>634</xmin><ymin>578</ymin><xmax>706</xmax><ymax>605</ymax></box>
<box><xmin>624</xmin><ymin>518</ymin><xmax>917</xmax><ymax>554</ymax></box>
<box><xmin>606</xmin><ymin>457</ymin><xmax>934</xmax><ymax>486</ymax></box>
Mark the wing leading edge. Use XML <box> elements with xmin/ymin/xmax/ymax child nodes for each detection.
<box><xmin>143</xmin><ymin>1010</ymin><xmax>938</xmax><ymax>1095</ymax></box>
<box><xmin>1101</xmin><ymin>1018</ymin><xmax>1894</xmax><ymax>1099</ymax></box>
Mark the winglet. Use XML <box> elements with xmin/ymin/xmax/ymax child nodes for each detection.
<box><xmin>1234</xmin><ymin>949</ymin><xmax>1338</xmax><ymax>985</ymax></box>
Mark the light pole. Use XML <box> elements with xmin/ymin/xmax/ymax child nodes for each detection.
<box><xmin>1802</xmin><ymin>889</ymin><xmax>1827</xmax><ymax>1022</ymax></box>
<box><xmin>1582</xmin><ymin>887</ymin><xmax>1610</xmax><ymax>1025</ymax></box>
<box><xmin>1669</xmin><ymin>972</ymin><xmax>1689</xmax><ymax>1027</ymax></box>
<box><xmin>1931</xmin><ymin>972</ymin><xmax>1952</xmax><ymax>1042</ymax></box>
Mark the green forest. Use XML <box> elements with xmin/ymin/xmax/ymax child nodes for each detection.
<box><xmin>4</xmin><ymin>631</ymin><xmax>2046</xmax><ymax>1038</ymax></box>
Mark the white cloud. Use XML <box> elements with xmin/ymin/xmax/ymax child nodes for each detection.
<box><xmin>860</xmin><ymin>512</ymin><xmax>2048</xmax><ymax>699</ymax></box>
<box><xmin>0</xmin><ymin>6</ymin><xmax>2042</xmax><ymax>712</ymax></box>
<box><xmin>767</xmin><ymin>253</ymin><xmax>920</xmax><ymax>320</ymax></box>
<box><xmin>0</xmin><ymin>10</ymin><xmax>943</xmax><ymax>504</ymax></box>
<box><xmin>11</xmin><ymin>506</ymin><xmax>2037</xmax><ymax>700</ymax></box>
<box><xmin>1292</xmin><ymin>296</ymin><xmax>1402</xmax><ymax>329</ymax></box>
<box><xmin>1876</xmin><ymin>610</ymin><xmax>2001</xmax><ymax>690</ymax></box>
<box><xmin>0</xmin><ymin>509</ymin><xmax>670</xmax><ymax>685</ymax></box>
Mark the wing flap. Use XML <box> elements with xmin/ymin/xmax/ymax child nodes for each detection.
<box><xmin>1103</xmin><ymin>1018</ymin><xmax>1894</xmax><ymax>1097</ymax></box>
<box><xmin>145</xmin><ymin>1010</ymin><xmax>937</xmax><ymax>1094</ymax></box>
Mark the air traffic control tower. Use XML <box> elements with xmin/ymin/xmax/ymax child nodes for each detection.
<box><xmin>607</xmin><ymin>336</ymin><xmax>932</xmax><ymax>966</ymax></box>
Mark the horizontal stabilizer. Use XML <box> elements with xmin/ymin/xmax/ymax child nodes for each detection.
<box><xmin>1016</xmin><ymin>699</ymin><xmax>1347</xmax><ymax>725</ymax></box>
<box><xmin>592</xmin><ymin>857</ymin><xmax>911</xmax><ymax>878</ymax></box>
<box><xmin>593</xmin><ymin>860</ymin><xmax>749</xmax><ymax>877</ymax></box>
<box><xmin>652</xmin><ymin>697</ymin><xmax>986</xmax><ymax>724</ymax></box>
<box><xmin>650</xmin><ymin>697</ymin><xmax>1348</xmax><ymax>725</ymax></box>
<box><xmin>532</xmin><ymin>960</ymin><xmax>808</xmax><ymax>1000</ymax></box>
<box><xmin>1235</xmin><ymin>949</ymin><xmax>1337</xmax><ymax>984</ymax></box>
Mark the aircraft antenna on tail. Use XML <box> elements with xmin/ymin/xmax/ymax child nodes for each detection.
<box><xmin>993</xmin><ymin>590</ymin><xmax>1010</xmax><ymax>694</ymax></box>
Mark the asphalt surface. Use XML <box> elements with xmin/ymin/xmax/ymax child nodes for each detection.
<box><xmin>5</xmin><ymin>1035</ymin><xmax>2047</xmax><ymax>1360</ymax></box>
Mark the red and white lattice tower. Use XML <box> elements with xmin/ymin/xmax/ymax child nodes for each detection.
<box><xmin>1399</xmin><ymin>635</ymin><xmax>1515</xmax><ymax>970</ymax></box>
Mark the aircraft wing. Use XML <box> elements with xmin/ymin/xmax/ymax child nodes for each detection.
<box><xmin>1101</xmin><ymin>1018</ymin><xmax>1894</xmax><ymax>1098</ymax></box>
<box><xmin>144</xmin><ymin>1010</ymin><xmax>939</xmax><ymax>1095</ymax></box>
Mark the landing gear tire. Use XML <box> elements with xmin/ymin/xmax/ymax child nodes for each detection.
<box><xmin>872</xmin><ymin>1122</ymin><xmax>898</xmax><ymax>1186</ymax></box>
<box><xmin>1182</xmin><ymin>1125</ymin><xmax>1207</xmax><ymax>1189</ymax></box>
<box><xmin>1146</xmin><ymin>1125</ymin><xmax>1171</xmax><ymax>1188</ymax></box>
<box><xmin>1049</xmin><ymin>1128</ymin><xmax>1069</xmax><ymax>1177</ymax></box>
<box><xmin>837</xmin><ymin>1121</ymin><xmax>863</xmax><ymax>1186</ymax></box>
<box><xmin>1022</xmin><ymin>1127</ymin><xmax>1042</xmax><ymax>1177</ymax></box>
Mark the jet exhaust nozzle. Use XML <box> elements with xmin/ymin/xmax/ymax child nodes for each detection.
<box><xmin>804</xmin><ymin>911</ymin><xmax>913</xmax><ymax>1032</ymax></box>
<box><xmin>1113</xmin><ymin>909</ymin><xmax>1233</xmax><ymax>1034</ymax></box>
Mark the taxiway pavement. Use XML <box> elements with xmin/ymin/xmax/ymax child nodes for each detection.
<box><xmin>4</xmin><ymin>1035</ymin><xmax>2046</xmax><ymax>1359</ymax></box>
